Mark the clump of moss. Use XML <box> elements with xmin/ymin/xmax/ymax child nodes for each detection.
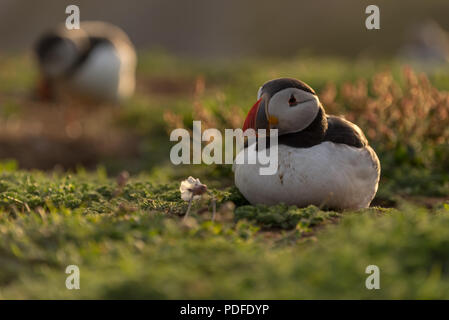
<box><xmin>234</xmin><ymin>204</ymin><xmax>340</xmax><ymax>230</ymax></box>
<box><xmin>220</xmin><ymin>186</ymin><xmax>249</xmax><ymax>207</ymax></box>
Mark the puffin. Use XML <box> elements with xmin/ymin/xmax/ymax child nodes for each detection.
<box><xmin>234</xmin><ymin>78</ymin><xmax>381</xmax><ymax>210</ymax></box>
<box><xmin>34</xmin><ymin>21</ymin><xmax>137</xmax><ymax>103</ymax></box>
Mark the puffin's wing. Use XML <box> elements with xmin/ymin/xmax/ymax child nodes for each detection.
<box><xmin>324</xmin><ymin>116</ymin><xmax>368</xmax><ymax>148</ymax></box>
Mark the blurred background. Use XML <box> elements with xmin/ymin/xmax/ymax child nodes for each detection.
<box><xmin>1</xmin><ymin>0</ymin><xmax>449</xmax><ymax>58</ymax></box>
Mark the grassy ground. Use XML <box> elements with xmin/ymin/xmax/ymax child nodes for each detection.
<box><xmin>0</xmin><ymin>52</ymin><xmax>448</xmax><ymax>298</ymax></box>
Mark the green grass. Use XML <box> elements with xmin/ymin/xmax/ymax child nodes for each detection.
<box><xmin>0</xmin><ymin>169</ymin><xmax>448</xmax><ymax>299</ymax></box>
<box><xmin>0</xmin><ymin>52</ymin><xmax>448</xmax><ymax>298</ymax></box>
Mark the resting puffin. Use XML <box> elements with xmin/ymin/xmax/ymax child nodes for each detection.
<box><xmin>234</xmin><ymin>78</ymin><xmax>380</xmax><ymax>210</ymax></box>
<box><xmin>34</xmin><ymin>21</ymin><xmax>137</xmax><ymax>103</ymax></box>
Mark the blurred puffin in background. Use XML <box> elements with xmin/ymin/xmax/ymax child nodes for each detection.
<box><xmin>234</xmin><ymin>78</ymin><xmax>380</xmax><ymax>210</ymax></box>
<box><xmin>34</xmin><ymin>21</ymin><xmax>136</xmax><ymax>103</ymax></box>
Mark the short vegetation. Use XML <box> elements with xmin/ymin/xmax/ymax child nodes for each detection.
<box><xmin>0</xmin><ymin>52</ymin><xmax>448</xmax><ymax>298</ymax></box>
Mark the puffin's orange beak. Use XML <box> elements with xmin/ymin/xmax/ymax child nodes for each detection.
<box><xmin>243</xmin><ymin>97</ymin><xmax>262</xmax><ymax>133</ymax></box>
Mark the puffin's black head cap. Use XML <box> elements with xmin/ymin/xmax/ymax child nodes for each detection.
<box><xmin>260</xmin><ymin>78</ymin><xmax>316</xmax><ymax>98</ymax></box>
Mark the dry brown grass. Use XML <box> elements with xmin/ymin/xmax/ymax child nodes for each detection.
<box><xmin>0</xmin><ymin>97</ymin><xmax>139</xmax><ymax>170</ymax></box>
<box><xmin>164</xmin><ymin>76</ymin><xmax>245</xmax><ymax>134</ymax></box>
<box><xmin>320</xmin><ymin>67</ymin><xmax>449</xmax><ymax>151</ymax></box>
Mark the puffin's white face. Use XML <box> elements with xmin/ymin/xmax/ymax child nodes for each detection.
<box><xmin>266</xmin><ymin>87</ymin><xmax>320</xmax><ymax>135</ymax></box>
<box><xmin>40</xmin><ymin>39</ymin><xmax>78</xmax><ymax>78</ymax></box>
<box><xmin>243</xmin><ymin>79</ymin><xmax>322</xmax><ymax>136</ymax></box>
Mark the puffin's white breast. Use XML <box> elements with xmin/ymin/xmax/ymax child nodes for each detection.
<box><xmin>234</xmin><ymin>141</ymin><xmax>380</xmax><ymax>210</ymax></box>
<box><xmin>67</xmin><ymin>42</ymin><xmax>136</xmax><ymax>102</ymax></box>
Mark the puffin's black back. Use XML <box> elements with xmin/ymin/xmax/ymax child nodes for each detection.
<box><xmin>254</xmin><ymin>111</ymin><xmax>368</xmax><ymax>150</ymax></box>
<box><xmin>324</xmin><ymin>116</ymin><xmax>368</xmax><ymax>148</ymax></box>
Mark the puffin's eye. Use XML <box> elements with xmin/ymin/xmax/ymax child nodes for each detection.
<box><xmin>288</xmin><ymin>94</ymin><xmax>297</xmax><ymax>106</ymax></box>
